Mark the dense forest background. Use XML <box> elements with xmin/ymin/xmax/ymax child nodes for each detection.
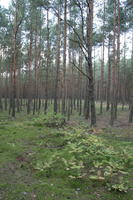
<box><xmin>0</xmin><ymin>0</ymin><xmax>133</xmax><ymax>126</ymax></box>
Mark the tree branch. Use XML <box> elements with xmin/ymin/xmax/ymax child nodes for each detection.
<box><xmin>71</xmin><ymin>61</ymin><xmax>90</xmax><ymax>79</ymax></box>
<box><xmin>50</xmin><ymin>6</ymin><xmax>87</xmax><ymax>53</ymax></box>
<box><xmin>69</xmin><ymin>38</ymin><xmax>88</xmax><ymax>60</ymax></box>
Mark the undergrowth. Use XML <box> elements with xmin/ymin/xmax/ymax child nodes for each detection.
<box><xmin>33</xmin><ymin>128</ymin><xmax>133</xmax><ymax>193</ymax></box>
<box><xmin>0</xmin><ymin>113</ymin><xmax>133</xmax><ymax>199</ymax></box>
<box><xmin>31</xmin><ymin>112</ymin><xmax>66</xmax><ymax>128</ymax></box>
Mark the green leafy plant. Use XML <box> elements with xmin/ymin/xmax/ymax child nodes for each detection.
<box><xmin>32</xmin><ymin>113</ymin><xmax>66</xmax><ymax>127</ymax></box>
<box><xmin>107</xmin><ymin>183</ymin><xmax>129</xmax><ymax>193</ymax></box>
<box><xmin>34</xmin><ymin>128</ymin><xmax>132</xmax><ymax>192</ymax></box>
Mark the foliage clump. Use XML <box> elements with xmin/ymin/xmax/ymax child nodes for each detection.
<box><xmin>34</xmin><ymin>128</ymin><xmax>132</xmax><ymax>193</ymax></box>
<box><xmin>32</xmin><ymin>113</ymin><xmax>66</xmax><ymax>128</ymax></box>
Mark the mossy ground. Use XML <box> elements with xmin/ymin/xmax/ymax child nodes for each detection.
<box><xmin>0</xmin><ymin>110</ymin><xmax>133</xmax><ymax>200</ymax></box>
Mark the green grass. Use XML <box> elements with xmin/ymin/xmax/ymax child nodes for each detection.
<box><xmin>0</xmin><ymin>112</ymin><xmax>133</xmax><ymax>200</ymax></box>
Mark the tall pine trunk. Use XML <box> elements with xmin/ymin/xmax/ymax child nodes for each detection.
<box><xmin>87</xmin><ymin>0</ymin><xmax>96</xmax><ymax>126</ymax></box>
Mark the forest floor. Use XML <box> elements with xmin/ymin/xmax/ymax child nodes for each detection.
<box><xmin>0</xmin><ymin>107</ymin><xmax>133</xmax><ymax>200</ymax></box>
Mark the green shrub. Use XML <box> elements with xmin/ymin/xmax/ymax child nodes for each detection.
<box><xmin>32</xmin><ymin>113</ymin><xmax>66</xmax><ymax>128</ymax></box>
<box><xmin>34</xmin><ymin>129</ymin><xmax>132</xmax><ymax>192</ymax></box>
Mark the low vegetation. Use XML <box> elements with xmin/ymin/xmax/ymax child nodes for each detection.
<box><xmin>0</xmin><ymin>112</ymin><xmax>133</xmax><ymax>200</ymax></box>
<box><xmin>31</xmin><ymin>113</ymin><xmax>66</xmax><ymax>128</ymax></box>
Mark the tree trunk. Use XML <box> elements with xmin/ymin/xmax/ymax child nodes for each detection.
<box><xmin>44</xmin><ymin>9</ymin><xmax>50</xmax><ymax>114</ymax></box>
<box><xmin>54</xmin><ymin>3</ymin><xmax>61</xmax><ymax>113</ymax></box>
<box><xmin>100</xmin><ymin>0</ymin><xmax>105</xmax><ymax>114</ymax></box>
<box><xmin>106</xmin><ymin>35</ymin><xmax>111</xmax><ymax>111</ymax></box>
<box><xmin>86</xmin><ymin>0</ymin><xmax>96</xmax><ymax>126</ymax></box>
<box><xmin>62</xmin><ymin>0</ymin><xmax>67</xmax><ymax>115</ymax></box>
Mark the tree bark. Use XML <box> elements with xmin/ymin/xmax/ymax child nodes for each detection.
<box><xmin>86</xmin><ymin>0</ymin><xmax>96</xmax><ymax>126</ymax></box>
